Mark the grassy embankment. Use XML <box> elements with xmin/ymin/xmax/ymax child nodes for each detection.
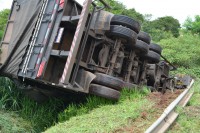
<box><xmin>45</xmin><ymin>88</ymin><xmax>152</xmax><ymax>133</ymax></box>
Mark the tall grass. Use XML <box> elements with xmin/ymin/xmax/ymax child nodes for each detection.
<box><xmin>0</xmin><ymin>77</ymin><xmax>64</xmax><ymax>132</ymax></box>
<box><xmin>0</xmin><ymin>77</ymin><xmax>20</xmax><ymax>110</ymax></box>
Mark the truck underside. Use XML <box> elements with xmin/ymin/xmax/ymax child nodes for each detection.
<box><xmin>0</xmin><ymin>0</ymin><xmax>175</xmax><ymax>101</ymax></box>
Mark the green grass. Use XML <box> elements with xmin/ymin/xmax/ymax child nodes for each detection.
<box><xmin>169</xmin><ymin>80</ymin><xmax>200</xmax><ymax>133</ymax></box>
<box><xmin>45</xmin><ymin>88</ymin><xmax>152</xmax><ymax>133</ymax></box>
<box><xmin>0</xmin><ymin>110</ymin><xmax>34</xmax><ymax>133</ymax></box>
<box><xmin>0</xmin><ymin>77</ymin><xmax>64</xmax><ymax>132</ymax></box>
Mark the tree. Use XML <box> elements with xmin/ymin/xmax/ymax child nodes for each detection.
<box><xmin>151</xmin><ymin>16</ymin><xmax>180</xmax><ymax>38</ymax></box>
<box><xmin>184</xmin><ymin>15</ymin><xmax>200</xmax><ymax>35</ymax></box>
<box><xmin>0</xmin><ymin>9</ymin><xmax>10</xmax><ymax>41</ymax></box>
<box><xmin>142</xmin><ymin>16</ymin><xmax>180</xmax><ymax>42</ymax></box>
<box><xmin>96</xmin><ymin>0</ymin><xmax>126</xmax><ymax>14</ymax></box>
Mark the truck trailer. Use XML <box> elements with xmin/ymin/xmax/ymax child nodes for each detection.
<box><xmin>0</xmin><ymin>0</ymin><xmax>175</xmax><ymax>101</ymax></box>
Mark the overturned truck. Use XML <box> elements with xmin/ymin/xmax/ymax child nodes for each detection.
<box><xmin>0</xmin><ymin>0</ymin><xmax>175</xmax><ymax>101</ymax></box>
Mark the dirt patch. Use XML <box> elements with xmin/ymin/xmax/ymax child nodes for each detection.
<box><xmin>113</xmin><ymin>89</ymin><xmax>184</xmax><ymax>133</ymax></box>
<box><xmin>148</xmin><ymin>89</ymin><xmax>184</xmax><ymax>109</ymax></box>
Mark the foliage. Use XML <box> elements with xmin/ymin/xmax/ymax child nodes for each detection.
<box><xmin>148</xmin><ymin>29</ymin><xmax>173</xmax><ymax>42</ymax></box>
<box><xmin>0</xmin><ymin>9</ymin><xmax>10</xmax><ymax>41</ymax></box>
<box><xmin>183</xmin><ymin>15</ymin><xmax>200</xmax><ymax>35</ymax></box>
<box><xmin>143</xmin><ymin>16</ymin><xmax>180</xmax><ymax>41</ymax></box>
<box><xmin>0</xmin><ymin>77</ymin><xmax>64</xmax><ymax>132</ymax></box>
<box><xmin>158</xmin><ymin>31</ymin><xmax>200</xmax><ymax>78</ymax></box>
<box><xmin>0</xmin><ymin>77</ymin><xmax>20</xmax><ymax>110</ymax></box>
<box><xmin>153</xmin><ymin>16</ymin><xmax>180</xmax><ymax>37</ymax></box>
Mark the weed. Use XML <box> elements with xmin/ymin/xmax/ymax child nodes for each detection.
<box><xmin>0</xmin><ymin>77</ymin><xmax>21</xmax><ymax>110</ymax></box>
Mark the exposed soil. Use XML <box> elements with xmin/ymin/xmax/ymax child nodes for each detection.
<box><xmin>114</xmin><ymin>89</ymin><xmax>184</xmax><ymax>133</ymax></box>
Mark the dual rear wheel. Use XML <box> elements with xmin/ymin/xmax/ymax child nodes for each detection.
<box><xmin>89</xmin><ymin>73</ymin><xmax>122</xmax><ymax>100</ymax></box>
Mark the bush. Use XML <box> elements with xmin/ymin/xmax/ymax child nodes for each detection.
<box><xmin>158</xmin><ymin>31</ymin><xmax>200</xmax><ymax>78</ymax></box>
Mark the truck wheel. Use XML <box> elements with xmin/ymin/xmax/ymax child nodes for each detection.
<box><xmin>149</xmin><ymin>43</ymin><xmax>162</xmax><ymax>55</ymax></box>
<box><xmin>134</xmin><ymin>40</ymin><xmax>149</xmax><ymax>55</ymax></box>
<box><xmin>106</xmin><ymin>25</ymin><xmax>137</xmax><ymax>44</ymax></box>
<box><xmin>93</xmin><ymin>73</ymin><xmax>124</xmax><ymax>91</ymax></box>
<box><xmin>111</xmin><ymin>15</ymin><xmax>141</xmax><ymax>33</ymax></box>
<box><xmin>138</xmin><ymin>31</ymin><xmax>151</xmax><ymax>44</ymax></box>
<box><xmin>89</xmin><ymin>84</ymin><xmax>120</xmax><ymax>100</ymax></box>
<box><xmin>142</xmin><ymin>51</ymin><xmax>160</xmax><ymax>64</ymax></box>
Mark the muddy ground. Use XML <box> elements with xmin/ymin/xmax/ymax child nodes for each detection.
<box><xmin>114</xmin><ymin>89</ymin><xmax>184</xmax><ymax>133</ymax></box>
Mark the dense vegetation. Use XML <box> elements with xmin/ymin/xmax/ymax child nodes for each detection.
<box><xmin>159</xmin><ymin>32</ymin><xmax>200</xmax><ymax>78</ymax></box>
<box><xmin>0</xmin><ymin>0</ymin><xmax>199</xmax><ymax>132</ymax></box>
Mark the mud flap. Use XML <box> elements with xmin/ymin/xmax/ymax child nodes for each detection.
<box><xmin>90</xmin><ymin>10</ymin><xmax>114</xmax><ymax>33</ymax></box>
<box><xmin>75</xmin><ymin>69</ymin><xmax>96</xmax><ymax>93</ymax></box>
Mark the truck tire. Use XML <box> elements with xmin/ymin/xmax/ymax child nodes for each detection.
<box><xmin>142</xmin><ymin>51</ymin><xmax>160</xmax><ymax>64</ymax></box>
<box><xmin>111</xmin><ymin>15</ymin><xmax>141</xmax><ymax>33</ymax></box>
<box><xmin>138</xmin><ymin>31</ymin><xmax>151</xmax><ymax>44</ymax></box>
<box><xmin>134</xmin><ymin>40</ymin><xmax>149</xmax><ymax>55</ymax></box>
<box><xmin>89</xmin><ymin>84</ymin><xmax>120</xmax><ymax>100</ymax></box>
<box><xmin>149</xmin><ymin>43</ymin><xmax>162</xmax><ymax>55</ymax></box>
<box><xmin>92</xmin><ymin>73</ymin><xmax>124</xmax><ymax>91</ymax></box>
<box><xmin>106</xmin><ymin>25</ymin><xmax>137</xmax><ymax>44</ymax></box>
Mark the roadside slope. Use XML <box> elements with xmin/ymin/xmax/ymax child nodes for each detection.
<box><xmin>45</xmin><ymin>88</ymin><xmax>183</xmax><ymax>133</ymax></box>
<box><xmin>45</xmin><ymin>89</ymin><xmax>152</xmax><ymax>133</ymax></box>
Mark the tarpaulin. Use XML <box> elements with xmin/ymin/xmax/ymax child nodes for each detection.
<box><xmin>1</xmin><ymin>0</ymin><xmax>42</xmax><ymax>75</ymax></box>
